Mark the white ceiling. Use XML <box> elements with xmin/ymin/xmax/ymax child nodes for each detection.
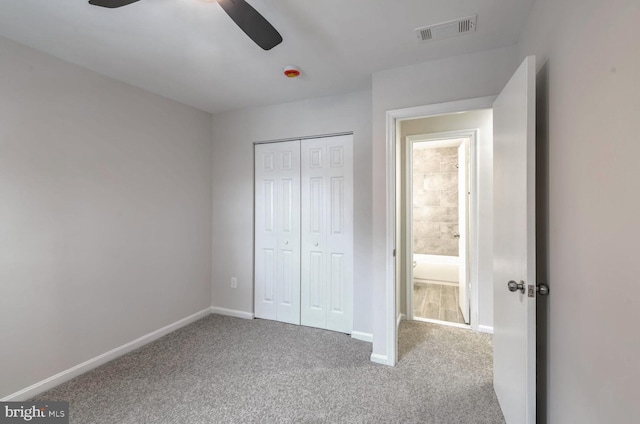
<box><xmin>0</xmin><ymin>0</ymin><xmax>535</xmax><ymax>114</ymax></box>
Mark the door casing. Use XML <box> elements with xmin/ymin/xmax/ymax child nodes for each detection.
<box><xmin>383</xmin><ymin>96</ymin><xmax>496</xmax><ymax>366</ymax></box>
<box><xmin>405</xmin><ymin>130</ymin><xmax>476</xmax><ymax>328</ymax></box>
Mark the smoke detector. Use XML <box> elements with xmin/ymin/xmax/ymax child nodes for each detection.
<box><xmin>283</xmin><ymin>65</ymin><xmax>301</xmax><ymax>78</ymax></box>
<box><xmin>415</xmin><ymin>15</ymin><xmax>477</xmax><ymax>42</ymax></box>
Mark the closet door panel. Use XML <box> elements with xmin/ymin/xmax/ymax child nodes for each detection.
<box><xmin>308</xmin><ymin>251</ymin><xmax>325</xmax><ymax>308</ymax></box>
<box><xmin>301</xmin><ymin>135</ymin><xmax>353</xmax><ymax>332</ymax></box>
<box><xmin>275</xmin><ymin>144</ymin><xmax>301</xmax><ymax>325</ymax></box>
<box><xmin>301</xmin><ymin>138</ymin><xmax>327</xmax><ymax>328</ymax></box>
<box><xmin>254</xmin><ymin>147</ymin><xmax>278</xmax><ymax>320</ymax></box>
<box><xmin>325</xmin><ymin>135</ymin><xmax>353</xmax><ymax>333</ymax></box>
<box><xmin>255</xmin><ymin>141</ymin><xmax>301</xmax><ymax>324</ymax></box>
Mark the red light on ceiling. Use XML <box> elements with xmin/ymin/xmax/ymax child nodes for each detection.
<box><xmin>283</xmin><ymin>66</ymin><xmax>301</xmax><ymax>78</ymax></box>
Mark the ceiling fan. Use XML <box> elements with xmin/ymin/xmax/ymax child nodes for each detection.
<box><xmin>88</xmin><ymin>0</ymin><xmax>283</xmax><ymax>50</ymax></box>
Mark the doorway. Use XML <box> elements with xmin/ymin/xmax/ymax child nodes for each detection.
<box><xmin>395</xmin><ymin>109</ymin><xmax>493</xmax><ymax>334</ymax></box>
<box><xmin>384</xmin><ymin>98</ymin><xmax>496</xmax><ymax>365</ymax></box>
<box><xmin>406</xmin><ymin>132</ymin><xmax>472</xmax><ymax>327</ymax></box>
<box><xmin>383</xmin><ymin>57</ymin><xmax>537</xmax><ymax>423</ymax></box>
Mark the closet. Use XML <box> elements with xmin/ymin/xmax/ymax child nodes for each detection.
<box><xmin>254</xmin><ymin>134</ymin><xmax>353</xmax><ymax>333</ymax></box>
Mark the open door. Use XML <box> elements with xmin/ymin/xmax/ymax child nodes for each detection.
<box><xmin>492</xmin><ymin>55</ymin><xmax>536</xmax><ymax>423</ymax></box>
<box><xmin>457</xmin><ymin>139</ymin><xmax>470</xmax><ymax>324</ymax></box>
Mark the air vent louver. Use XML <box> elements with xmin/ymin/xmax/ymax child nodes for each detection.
<box><xmin>415</xmin><ymin>15</ymin><xmax>477</xmax><ymax>42</ymax></box>
<box><xmin>459</xmin><ymin>18</ymin><xmax>473</xmax><ymax>33</ymax></box>
<box><xmin>420</xmin><ymin>28</ymin><xmax>433</xmax><ymax>41</ymax></box>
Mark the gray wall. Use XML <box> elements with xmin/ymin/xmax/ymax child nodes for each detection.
<box><xmin>412</xmin><ymin>145</ymin><xmax>460</xmax><ymax>257</ymax></box>
<box><xmin>371</xmin><ymin>45</ymin><xmax>519</xmax><ymax>360</ymax></box>
<box><xmin>210</xmin><ymin>91</ymin><xmax>373</xmax><ymax>335</ymax></box>
<box><xmin>518</xmin><ymin>0</ymin><xmax>640</xmax><ymax>422</ymax></box>
<box><xmin>0</xmin><ymin>37</ymin><xmax>213</xmax><ymax>399</ymax></box>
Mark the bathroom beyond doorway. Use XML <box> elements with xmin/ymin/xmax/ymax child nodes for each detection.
<box><xmin>397</xmin><ymin>108</ymin><xmax>494</xmax><ymax>332</ymax></box>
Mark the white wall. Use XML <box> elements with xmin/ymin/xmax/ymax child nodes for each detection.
<box><xmin>518</xmin><ymin>0</ymin><xmax>640</xmax><ymax>422</ymax></box>
<box><xmin>371</xmin><ymin>45</ymin><xmax>519</xmax><ymax>360</ymax></box>
<box><xmin>0</xmin><ymin>37</ymin><xmax>213</xmax><ymax>399</ymax></box>
<box><xmin>398</xmin><ymin>110</ymin><xmax>494</xmax><ymax>328</ymax></box>
<box><xmin>210</xmin><ymin>91</ymin><xmax>373</xmax><ymax>335</ymax></box>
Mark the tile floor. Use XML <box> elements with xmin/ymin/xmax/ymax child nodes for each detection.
<box><xmin>413</xmin><ymin>281</ymin><xmax>467</xmax><ymax>324</ymax></box>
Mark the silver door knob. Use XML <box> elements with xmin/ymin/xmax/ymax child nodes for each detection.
<box><xmin>314</xmin><ymin>242</ymin><xmax>318</xmax><ymax>246</ymax></box>
<box><xmin>284</xmin><ymin>241</ymin><xmax>289</xmax><ymax>245</ymax></box>
<box><xmin>507</xmin><ymin>280</ymin><xmax>525</xmax><ymax>294</ymax></box>
<box><xmin>453</xmin><ymin>233</ymin><xmax>460</xmax><ymax>238</ymax></box>
<box><xmin>537</xmin><ymin>283</ymin><xmax>550</xmax><ymax>296</ymax></box>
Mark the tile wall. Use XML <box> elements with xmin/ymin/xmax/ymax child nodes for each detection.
<box><xmin>412</xmin><ymin>145</ymin><xmax>459</xmax><ymax>256</ymax></box>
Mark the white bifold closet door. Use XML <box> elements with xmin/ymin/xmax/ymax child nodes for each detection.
<box><xmin>254</xmin><ymin>135</ymin><xmax>353</xmax><ymax>333</ymax></box>
<box><xmin>300</xmin><ymin>135</ymin><xmax>353</xmax><ymax>333</ymax></box>
<box><xmin>254</xmin><ymin>140</ymin><xmax>301</xmax><ymax>325</ymax></box>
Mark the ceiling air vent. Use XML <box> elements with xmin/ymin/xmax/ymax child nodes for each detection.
<box><xmin>415</xmin><ymin>15</ymin><xmax>477</xmax><ymax>42</ymax></box>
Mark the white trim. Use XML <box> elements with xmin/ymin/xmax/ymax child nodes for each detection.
<box><xmin>413</xmin><ymin>316</ymin><xmax>471</xmax><ymax>330</ymax></box>
<box><xmin>1</xmin><ymin>308</ymin><xmax>212</xmax><ymax>401</ymax></box>
<box><xmin>370</xmin><ymin>353</ymin><xmax>392</xmax><ymax>366</ymax></box>
<box><xmin>406</xmin><ymin>135</ymin><xmax>465</xmax><ymax>147</ymax></box>
<box><xmin>405</xmin><ymin>136</ymin><xmax>414</xmax><ymax>322</ymax></box>
<box><xmin>478</xmin><ymin>325</ymin><xmax>494</xmax><ymax>334</ymax></box>
<box><xmin>351</xmin><ymin>331</ymin><xmax>373</xmax><ymax>343</ymax></box>
<box><xmin>211</xmin><ymin>306</ymin><xmax>254</xmax><ymax>320</ymax></box>
<box><xmin>384</xmin><ymin>112</ymin><xmax>399</xmax><ymax>366</ymax></box>
<box><xmin>385</xmin><ymin>96</ymin><xmax>496</xmax><ymax>364</ymax></box>
<box><xmin>396</xmin><ymin>313</ymin><xmax>406</xmax><ymax>329</ymax></box>
<box><xmin>385</xmin><ymin>110</ymin><xmax>398</xmax><ymax>367</ymax></box>
<box><xmin>388</xmin><ymin>97</ymin><xmax>496</xmax><ymax>123</ymax></box>
<box><xmin>254</xmin><ymin>131</ymin><xmax>354</xmax><ymax>146</ymax></box>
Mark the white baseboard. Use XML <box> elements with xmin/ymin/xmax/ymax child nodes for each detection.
<box><xmin>396</xmin><ymin>313</ymin><xmax>406</xmax><ymax>329</ymax></box>
<box><xmin>370</xmin><ymin>353</ymin><xmax>392</xmax><ymax>366</ymax></box>
<box><xmin>478</xmin><ymin>325</ymin><xmax>494</xmax><ymax>334</ymax></box>
<box><xmin>351</xmin><ymin>331</ymin><xmax>373</xmax><ymax>343</ymax></box>
<box><xmin>1</xmin><ymin>308</ymin><xmax>212</xmax><ymax>402</ymax></box>
<box><xmin>211</xmin><ymin>306</ymin><xmax>254</xmax><ymax>320</ymax></box>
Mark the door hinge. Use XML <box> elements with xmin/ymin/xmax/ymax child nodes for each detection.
<box><xmin>393</xmin><ymin>249</ymin><xmax>396</xmax><ymax>257</ymax></box>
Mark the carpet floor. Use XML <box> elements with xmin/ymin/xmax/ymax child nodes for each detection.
<box><xmin>33</xmin><ymin>314</ymin><xmax>505</xmax><ymax>423</ymax></box>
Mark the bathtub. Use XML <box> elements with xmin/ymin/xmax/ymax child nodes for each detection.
<box><xmin>413</xmin><ymin>254</ymin><xmax>459</xmax><ymax>284</ymax></box>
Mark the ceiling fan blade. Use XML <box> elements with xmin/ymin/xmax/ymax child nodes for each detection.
<box><xmin>217</xmin><ymin>0</ymin><xmax>283</xmax><ymax>51</ymax></box>
<box><xmin>88</xmin><ymin>0</ymin><xmax>141</xmax><ymax>8</ymax></box>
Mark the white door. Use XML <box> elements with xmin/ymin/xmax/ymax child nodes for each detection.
<box><xmin>301</xmin><ymin>135</ymin><xmax>353</xmax><ymax>333</ymax></box>
<box><xmin>457</xmin><ymin>139</ymin><xmax>470</xmax><ymax>324</ymax></box>
<box><xmin>493</xmin><ymin>55</ymin><xmax>536</xmax><ymax>424</ymax></box>
<box><xmin>254</xmin><ymin>141</ymin><xmax>301</xmax><ymax>325</ymax></box>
